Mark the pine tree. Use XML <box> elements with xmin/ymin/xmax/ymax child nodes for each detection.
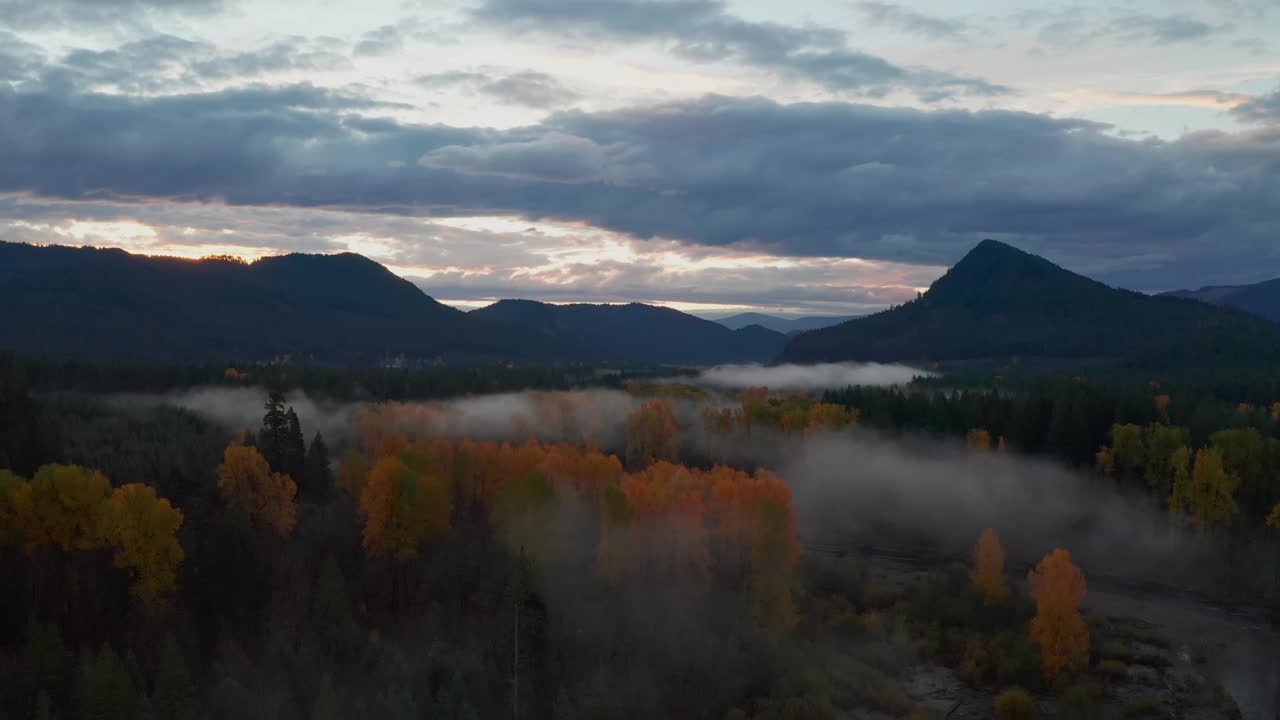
<box><xmin>302</xmin><ymin>432</ymin><xmax>333</xmax><ymax>503</ymax></box>
<box><xmin>77</xmin><ymin>643</ymin><xmax>140</xmax><ymax>720</ymax></box>
<box><xmin>22</xmin><ymin>618</ymin><xmax>73</xmax><ymax>720</ymax></box>
<box><xmin>311</xmin><ymin>556</ymin><xmax>357</xmax><ymax>663</ymax></box>
<box><xmin>494</xmin><ymin>553</ymin><xmax>551</xmax><ymax>720</ymax></box>
<box><xmin>34</xmin><ymin>690</ymin><xmax>56</xmax><ymax>720</ymax></box>
<box><xmin>258</xmin><ymin>392</ymin><xmax>288</xmax><ymax>472</ymax></box>
<box><xmin>312</xmin><ymin>674</ymin><xmax>341</xmax><ymax>720</ymax></box>
<box><xmin>150</xmin><ymin>634</ymin><xmax>195</xmax><ymax>720</ymax></box>
<box><xmin>284</xmin><ymin>408</ymin><xmax>306</xmax><ymax>482</ymax></box>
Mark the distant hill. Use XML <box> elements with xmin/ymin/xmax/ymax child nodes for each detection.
<box><xmin>713</xmin><ymin>312</ymin><xmax>862</xmax><ymax>335</ymax></box>
<box><xmin>0</xmin><ymin>242</ymin><xmax>559</xmax><ymax>365</ymax></box>
<box><xmin>780</xmin><ymin>239</ymin><xmax>1280</xmax><ymax>370</ymax></box>
<box><xmin>1164</xmin><ymin>279</ymin><xmax>1280</xmax><ymax>324</ymax></box>
<box><xmin>472</xmin><ymin>299</ymin><xmax>787</xmax><ymax>365</ymax></box>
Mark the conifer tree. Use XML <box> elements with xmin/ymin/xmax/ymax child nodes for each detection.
<box><xmin>150</xmin><ymin>634</ymin><xmax>195</xmax><ymax>720</ymax></box>
<box><xmin>303</xmin><ymin>432</ymin><xmax>333</xmax><ymax>503</ymax></box>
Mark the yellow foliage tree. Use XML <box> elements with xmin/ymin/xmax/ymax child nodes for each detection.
<box><xmin>360</xmin><ymin>455</ymin><xmax>452</xmax><ymax>561</ymax></box>
<box><xmin>1094</xmin><ymin>446</ymin><xmax>1115</xmax><ymax>476</ymax></box>
<box><xmin>970</xmin><ymin>528</ymin><xmax>1008</xmax><ymax>604</ymax></box>
<box><xmin>1169</xmin><ymin>447</ymin><xmax>1239</xmax><ymax>531</ymax></box>
<box><xmin>216</xmin><ymin>444</ymin><xmax>297</xmax><ymax>537</ymax></box>
<box><xmin>25</xmin><ymin>465</ymin><xmax>112</xmax><ymax>552</ymax></box>
<box><xmin>1028</xmin><ymin>548</ymin><xmax>1089</xmax><ymax>682</ymax></box>
<box><xmin>102</xmin><ymin>484</ymin><xmax>185</xmax><ymax>601</ymax></box>
<box><xmin>0</xmin><ymin>470</ymin><xmax>33</xmax><ymax>548</ymax></box>
<box><xmin>966</xmin><ymin>429</ymin><xmax>993</xmax><ymax>451</ymax></box>
<box><xmin>1267</xmin><ymin>503</ymin><xmax>1279</xmax><ymax>529</ymax></box>
<box><xmin>625</xmin><ymin>400</ymin><xmax>679</xmax><ymax>467</ymax></box>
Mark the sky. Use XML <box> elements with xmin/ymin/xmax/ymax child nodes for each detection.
<box><xmin>1</xmin><ymin>0</ymin><xmax>1278</xmax><ymax>317</ymax></box>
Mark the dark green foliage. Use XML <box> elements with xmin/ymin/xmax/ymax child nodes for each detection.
<box><xmin>258</xmin><ymin>392</ymin><xmax>288</xmax><ymax>473</ymax></box>
<box><xmin>303</xmin><ymin>433</ymin><xmax>334</xmax><ymax>503</ymax></box>
<box><xmin>283</xmin><ymin>409</ymin><xmax>306</xmax><ymax>483</ymax></box>
<box><xmin>1166</xmin><ymin>277</ymin><xmax>1280</xmax><ymax>324</ymax></box>
<box><xmin>492</xmin><ymin>553</ymin><xmax>553</xmax><ymax>720</ymax></box>
<box><xmin>310</xmin><ymin>557</ymin><xmax>359</xmax><ymax>665</ymax></box>
<box><xmin>782</xmin><ymin>239</ymin><xmax>1280</xmax><ymax>370</ymax></box>
<box><xmin>150</xmin><ymin>635</ymin><xmax>195</xmax><ymax>720</ymax></box>
<box><xmin>1059</xmin><ymin>682</ymin><xmax>1103</xmax><ymax>720</ymax></box>
<box><xmin>77</xmin><ymin>644</ymin><xmax>140</xmax><ymax>720</ymax></box>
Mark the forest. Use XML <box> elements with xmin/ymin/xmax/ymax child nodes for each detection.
<box><xmin>1</xmin><ymin>352</ymin><xmax>1278</xmax><ymax>719</ymax></box>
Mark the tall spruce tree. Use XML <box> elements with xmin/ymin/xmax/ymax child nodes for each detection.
<box><xmin>258</xmin><ymin>391</ymin><xmax>288</xmax><ymax>472</ymax></box>
<box><xmin>302</xmin><ymin>432</ymin><xmax>333</xmax><ymax>503</ymax></box>
<box><xmin>283</xmin><ymin>408</ymin><xmax>306</xmax><ymax>482</ymax></box>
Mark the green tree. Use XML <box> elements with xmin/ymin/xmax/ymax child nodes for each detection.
<box><xmin>311</xmin><ymin>556</ymin><xmax>358</xmax><ymax>664</ymax></box>
<box><xmin>283</xmin><ymin>408</ymin><xmax>306</xmax><ymax>482</ymax></box>
<box><xmin>258</xmin><ymin>391</ymin><xmax>288</xmax><ymax>471</ymax></box>
<box><xmin>150</xmin><ymin>635</ymin><xmax>195</xmax><ymax>720</ymax></box>
<box><xmin>312</xmin><ymin>674</ymin><xmax>341</xmax><ymax>720</ymax></box>
<box><xmin>77</xmin><ymin>643</ymin><xmax>140</xmax><ymax>720</ymax></box>
<box><xmin>493</xmin><ymin>552</ymin><xmax>552</xmax><ymax>720</ymax></box>
<box><xmin>1144</xmin><ymin>424</ymin><xmax>1190</xmax><ymax>499</ymax></box>
<box><xmin>302</xmin><ymin>432</ymin><xmax>333</xmax><ymax>503</ymax></box>
<box><xmin>1109</xmin><ymin>423</ymin><xmax>1145</xmax><ymax>481</ymax></box>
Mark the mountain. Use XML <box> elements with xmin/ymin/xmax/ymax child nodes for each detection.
<box><xmin>0</xmin><ymin>242</ymin><xmax>558</xmax><ymax>365</ymax></box>
<box><xmin>780</xmin><ymin>239</ymin><xmax>1280</xmax><ymax>370</ymax></box>
<box><xmin>471</xmin><ymin>299</ymin><xmax>787</xmax><ymax>365</ymax></box>
<box><xmin>1164</xmin><ymin>279</ymin><xmax>1280</xmax><ymax>324</ymax></box>
<box><xmin>714</xmin><ymin>312</ymin><xmax>862</xmax><ymax>334</ymax></box>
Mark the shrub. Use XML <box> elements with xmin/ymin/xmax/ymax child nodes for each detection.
<box><xmin>958</xmin><ymin>636</ymin><xmax>990</xmax><ymax>686</ymax></box>
<box><xmin>1098</xmin><ymin>659</ymin><xmax>1128</xmax><ymax>680</ymax></box>
<box><xmin>1059</xmin><ymin>682</ymin><xmax>1102</xmax><ymax>720</ymax></box>
<box><xmin>995</xmin><ymin>687</ymin><xmax>1035</xmax><ymax>720</ymax></box>
<box><xmin>1123</xmin><ymin>699</ymin><xmax>1162</xmax><ymax>717</ymax></box>
<box><xmin>1099</xmin><ymin>641</ymin><xmax>1136</xmax><ymax>662</ymax></box>
<box><xmin>990</xmin><ymin>631</ymin><xmax>1041</xmax><ymax>690</ymax></box>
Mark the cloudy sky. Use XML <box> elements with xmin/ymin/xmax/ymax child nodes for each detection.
<box><xmin>2</xmin><ymin>0</ymin><xmax>1278</xmax><ymax>317</ymax></box>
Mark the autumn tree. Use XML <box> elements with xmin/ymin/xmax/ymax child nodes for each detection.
<box><xmin>1269</xmin><ymin>503</ymin><xmax>1280</xmax><ymax>529</ymax></box>
<box><xmin>1028</xmin><ymin>549</ymin><xmax>1089</xmax><ymax>682</ymax></box>
<box><xmin>625</xmin><ymin>400</ymin><xmax>679</xmax><ymax>467</ymax></box>
<box><xmin>971</xmin><ymin>528</ymin><xmax>1008</xmax><ymax>604</ymax></box>
<box><xmin>1144</xmin><ymin>424</ymin><xmax>1189</xmax><ymax>499</ymax></box>
<box><xmin>216</xmin><ymin>444</ymin><xmax>298</xmax><ymax>537</ymax></box>
<box><xmin>749</xmin><ymin>497</ymin><xmax>797</xmax><ymax>630</ymax></box>
<box><xmin>25</xmin><ymin>464</ymin><xmax>112</xmax><ymax>552</ymax></box>
<box><xmin>360</xmin><ymin>454</ymin><xmax>451</xmax><ymax>561</ymax></box>
<box><xmin>967</xmin><ymin>429</ymin><xmax>993</xmax><ymax>451</ymax></box>
<box><xmin>1110</xmin><ymin>423</ymin><xmax>1145</xmax><ymax>480</ymax></box>
<box><xmin>336</xmin><ymin>448</ymin><xmax>368</xmax><ymax>499</ymax></box>
<box><xmin>102</xmin><ymin>483</ymin><xmax>185</xmax><ymax>601</ymax></box>
<box><xmin>1169</xmin><ymin>447</ymin><xmax>1239</xmax><ymax>532</ymax></box>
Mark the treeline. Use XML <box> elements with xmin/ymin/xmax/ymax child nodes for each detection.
<box><xmin>3</xmin><ymin>351</ymin><xmax>685</xmax><ymax>401</ymax></box>
<box><xmin>1</xmin><ymin>383</ymin><xmax>812</xmax><ymax>719</ymax></box>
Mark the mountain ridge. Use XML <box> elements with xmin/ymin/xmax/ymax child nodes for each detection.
<box><xmin>780</xmin><ymin>239</ymin><xmax>1280</xmax><ymax>370</ymax></box>
<box><xmin>1163</xmin><ymin>278</ymin><xmax>1280</xmax><ymax>324</ymax></box>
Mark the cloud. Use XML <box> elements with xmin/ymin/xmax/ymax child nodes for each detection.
<box><xmin>692</xmin><ymin>362</ymin><xmax>929</xmax><ymax>390</ymax></box>
<box><xmin>2</xmin><ymin>88</ymin><xmax>1280</xmax><ymax>289</ymax></box>
<box><xmin>1232</xmin><ymin>89</ymin><xmax>1280</xmax><ymax>124</ymax></box>
<box><xmin>1034</xmin><ymin>10</ymin><xmax>1230</xmax><ymax>48</ymax></box>
<box><xmin>471</xmin><ymin>0</ymin><xmax>1009</xmax><ymax>101</ymax></box>
<box><xmin>855</xmin><ymin>2</ymin><xmax>969</xmax><ymax>40</ymax></box>
<box><xmin>415</xmin><ymin>71</ymin><xmax>491</xmax><ymax>88</ymax></box>
<box><xmin>419</xmin><ymin>132</ymin><xmax>650</xmax><ymax>184</ymax></box>
<box><xmin>354</xmin><ymin>24</ymin><xmax>404</xmax><ymax>57</ymax></box>
<box><xmin>0</xmin><ymin>0</ymin><xmax>223</xmax><ymax>30</ymax></box>
<box><xmin>479</xmin><ymin>71</ymin><xmax>580</xmax><ymax>108</ymax></box>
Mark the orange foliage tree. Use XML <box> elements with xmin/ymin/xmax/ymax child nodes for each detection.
<box><xmin>970</xmin><ymin>528</ymin><xmax>1008</xmax><ymax>604</ymax></box>
<box><xmin>625</xmin><ymin>400</ymin><xmax>680</xmax><ymax>467</ymax></box>
<box><xmin>216</xmin><ymin>444</ymin><xmax>297</xmax><ymax>537</ymax></box>
<box><xmin>1027</xmin><ymin>548</ymin><xmax>1089</xmax><ymax>681</ymax></box>
<box><xmin>102</xmin><ymin>484</ymin><xmax>185</xmax><ymax>601</ymax></box>
<box><xmin>966</xmin><ymin>429</ymin><xmax>993</xmax><ymax>451</ymax></box>
<box><xmin>360</xmin><ymin>454</ymin><xmax>451</xmax><ymax>561</ymax></box>
<box><xmin>1267</xmin><ymin>502</ymin><xmax>1279</xmax><ymax>529</ymax></box>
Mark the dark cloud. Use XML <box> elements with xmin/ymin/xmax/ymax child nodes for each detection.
<box><xmin>1232</xmin><ymin>89</ymin><xmax>1280</xmax><ymax>124</ymax></box>
<box><xmin>1109</xmin><ymin>14</ymin><xmax>1219</xmax><ymax>44</ymax></box>
<box><xmin>479</xmin><ymin>71</ymin><xmax>580</xmax><ymax>108</ymax></box>
<box><xmin>855</xmin><ymin>1</ymin><xmax>969</xmax><ymax>40</ymax></box>
<box><xmin>353</xmin><ymin>25</ymin><xmax>404</xmax><ymax>57</ymax></box>
<box><xmin>471</xmin><ymin>0</ymin><xmax>1009</xmax><ymax>101</ymax></box>
<box><xmin>2</xmin><ymin>88</ymin><xmax>1279</xmax><ymax>289</ymax></box>
<box><xmin>415</xmin><ymin>71</ymin><xmax>491</xmax><ymax>88</ymax></box>
<box><xmin>0</xmin><ymin>31</ymin><xmax>47</xmax><ymax>83</ymax></box>
<box><xmin>0</xmin><ymin>0</ymin><xmax>223</xmax><ymax>30</ymax></box>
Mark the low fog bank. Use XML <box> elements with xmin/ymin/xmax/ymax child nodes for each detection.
<box><xmin>783</xmin><ymin>432</ymin><xmax>1218</xmax><ymax>594</ymax></box>
<box><xmin>127</xmin><ymin>386</ymin><xmax>1226</xmax><ymax>595</ymax></box>
<box><xmin>694</xmin><ymin>362</ymin><xmax>930</xmax><ymax>390</ymax></box>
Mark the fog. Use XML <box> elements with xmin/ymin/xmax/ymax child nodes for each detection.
<box><xmin>693</xmin><ymin>362</ymin><xmax>930</xmax><ymax>390</ymax></box>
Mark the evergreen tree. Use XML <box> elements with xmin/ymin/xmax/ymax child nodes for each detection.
<box><xmin>312</xmin><ymin>674</ymin><xmax>341</xmax><ymax>720</ymax></box>
<box><xmin>493</xmin><ymin>553</ymin><xmax>552</xmax><ymax>720</ymax></box>
<box><xmin>302</xmin><ymin>432</ymin><xmax>333</xmax><ymax>503</ymax></box>
<box><xmin>21</xmin><ymin>618</ymin><xmax>73</xmax><ymax>720</ymax></box>
<box><xmin>284</xmin><ymin>408</ymin><xmax>306</xmax><ymax>482</ymax></box>
<box><xmin>150</xmin><ymin>634</ymin><xmax>195</xmax><ymax>720</ymax></box>
<box><xmin>77</xmin><ymin>643</ymin><xmax>140</xmax><ymax>720</ymax></box>
<box><xmin>258</xmin><ymin>392</ymin><xmax>288</xmax><ymax>472</ymax></box>
<box><xmin>34</xmin><ymin>690</ymin><xmax>57</xmax><ymax>720</ymax></box>
<box><xmin>311</xmin><ymin>556</ymin><xmax>357</xmax><ymax>664</ymax></box>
